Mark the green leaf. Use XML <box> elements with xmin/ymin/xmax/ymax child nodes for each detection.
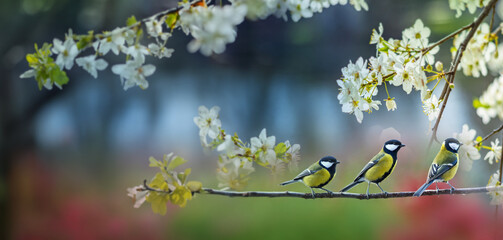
<box><xmin>177</xmin><ymin>168</ymin><xmax>191</xmax><ymax>184</ymax></box>
<box><xmin>50</xmin><ymin>66</ymin><xmax>69</xmax><ymax>87</ymax></box>
<box><xmin>127</xmin><ymin>15</ymin><xmax>137</xmax><ymax>26</ymax></box>
<box><xmin>149</xmin><ymin>156</ymin><xmax>160</xmax><ymax>167</ymax></box>
<box><xmin>149</xmin><ymin>172</ymin><xmax>165</xmax><ymax>188</ymax></box>
<box><xmin>167</xmin><ymin>156</ymin><xmax>187</xmax><ymax>171</ymax></box>
<box><xmin>146</xmin><ymin>192</ymin><xmax>168</xmax><ymax>215</ymax></box>
<box><xmin>274</xmin><ymin>142</ymin><xmax>287</xmax><ymax>155</ymax></box>
<box><xmin>169</xmin><ymin>185</ymin><xmax>192</xmax><ymax>207</ymax></box>
<box><xmin>165</xmin><ymin>12</ymin><xmax>179</xmax><ymax>30</ymax></box>
<box><xmin>76</xmin><ymin>31</ymin><xmax>94</xmax><ymax>50</ymax></box>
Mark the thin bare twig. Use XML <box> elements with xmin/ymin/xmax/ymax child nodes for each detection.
<box><xmin>429</xmin><ymin>0</ymin><xmax>500</xmax><ymax>147</ymax></box>
<box><xmin>475</xmin><ymin>123</ymin><xmax>503</xmax><ymax>146</ymax></box>
<box><xmin>192</xmin><ymin>186</ymin><xmax>503</xmax><ymax>200</ymax></box>
<box><xmin>422</xmin><ymin>23</ymin><xmax>473</xmax><ymax>55</ymax></box>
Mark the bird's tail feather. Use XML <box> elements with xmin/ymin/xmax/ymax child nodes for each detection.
<box><xmin>413</xmin><ymin>180</ymin><xmax>434</xmax><ymax>197</ymax></box>
<box><xmin>340</xmin><ymin>180</ymin><xmax>363</xmax><ymax>192</ymax></box>
<box><xmin>280</xmin><ymin>180</ymin><xmax>299</xmax><ymax>186</ymax></box>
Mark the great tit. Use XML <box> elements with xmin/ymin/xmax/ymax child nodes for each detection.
<box><xmin>413</xmin><ymin>138</ymin><xmax>461</xmax><ymax>197</ymax></box>
<box><xmin>340</xmin><ymin>139</ymin><xmax>405</xmax><ymax>197</ymax></box>
<box><xmin>280</xmin><ymin>156</ymin><xmax>340</xmax><ymax>198</ymax></box>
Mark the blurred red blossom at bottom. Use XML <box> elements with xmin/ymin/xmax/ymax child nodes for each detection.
<box><xmin>9</xmin><ymin>151</ymin><xmax>165</xmax><ymax>240</ymax></box>
<box><xmin>386</xmin><ymin>178</ymin><xmax>503</xmax><ymax>240</ymax></box>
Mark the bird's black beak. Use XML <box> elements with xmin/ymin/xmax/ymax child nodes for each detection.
<box><xmin>336</xmin><ymin>160</ymin><xmax>341</xmax><ymax>164</ymax></box>
<box><xmin>400</xmin><ymin>144</ymin><xmax>406</xmax><ymax>147</ymax></box>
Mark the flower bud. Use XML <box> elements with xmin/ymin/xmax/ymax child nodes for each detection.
<box><xmin>435</xmin><ymin>61</ymin><xmax>443</xmax><ymax>71</ymax></box>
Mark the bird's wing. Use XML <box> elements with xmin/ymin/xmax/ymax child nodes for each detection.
<box><xmin>353</xmin><ymin>152</ymin><xmax>385</xmax><ymax>182</ymax></box>
<box><xmin>428</xmin><ymin>155</ymin><xmax>458</xmax><ymax>180</ymax></box>
<box><xmin>428</xmin><ymin>161</ymin><xmax>456</xmax><ymax>181</ymax></box>
<box><xmin>293</xmin><ymin>167</ymin><xmax>321</xmax><ymax>181</ymax></box>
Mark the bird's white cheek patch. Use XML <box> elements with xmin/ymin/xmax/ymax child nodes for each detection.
<box><xmin>385</xmin><ymin>144</ymin><xmax>399</xmax><ymax>151</ymax></box>
<box><xmin>449</xmin><ymin>142</ymin><xmax>460</xmax><ymax>151</ymax></box>
<box><xmin>320</xmin><ymin>161</ymin><xmax>334</xmax><ymax>168</ymax></box>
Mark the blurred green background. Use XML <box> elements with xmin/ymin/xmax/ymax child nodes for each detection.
<box><xmin>1</xmin><ymin>0</ymin><xmax>503</xmax><ymax>239</ymax></box>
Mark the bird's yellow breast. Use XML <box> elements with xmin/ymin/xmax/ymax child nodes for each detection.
<box><xmin>303</xmin><ymin>168</ymin><xmax>331</xmax><ymax>188</ymax></box>
<box><xmin>441</xmin><ymin>162</ymin><xmax>459</xmax><ymax>181</ymax></box>
<box><xmin>364</xmin><ymin>154</ymin><xmax>394</xmax><ymax>182</ymax></box>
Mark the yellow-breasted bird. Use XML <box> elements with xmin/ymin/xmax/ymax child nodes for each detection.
<box><xmin>413</xmin><ymin>137</ymin><xmax>461</xmax><ymax>197</ymax></box>
<box><xmin>280</xmin><ymin>156</ymin><xmax>340</xmax><ymax>198</ymax></box>
<box><xmin>340</xmin><ymin>139</ymin><xmax>405</xmax><ymax>197</ymax></box>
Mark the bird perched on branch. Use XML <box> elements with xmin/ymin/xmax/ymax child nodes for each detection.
<box><xmin>280</xmin><ymin>156</ymin><xmax>340</xmax><ymax>198</ymax></box>
<box><xmin>413</xmin><ymin>138</ymin><xmax>461</xmax><ymax>197</ymax></box>
<box><xmin>340</xmin><ymin>139</ymin><xmax>405</xmax><ymax>198</ymax></box>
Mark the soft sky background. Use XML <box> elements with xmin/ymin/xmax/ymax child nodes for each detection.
<box><xmin>1</xmin><ymin>0</ymin><xmax>503</xmax><ymax>239</ymax></box>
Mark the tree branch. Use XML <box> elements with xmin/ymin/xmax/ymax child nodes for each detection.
<box><xmin>475</xmin><ymin>123</ymin><xmax>503</xmax><ymax>146</ymax></box>
<box><xmin>429</xmin><ymin>0</ymin><xmax>499</xmax><ymax>146</ymax></box>
<box><xmin>422</xmin><ymin>23</ymin><xmax>473</xmax><ymax>55</ymax></box>
<box><xmin>197</xmin><ymin>186</ymin><xmax>503</xmax><ymax>200</ymax></box>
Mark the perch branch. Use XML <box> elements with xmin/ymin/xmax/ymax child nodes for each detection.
<box><xmin>196</xmin><ymin>186</ymin><xmax>503</xmax><ymax>200</ymax></box>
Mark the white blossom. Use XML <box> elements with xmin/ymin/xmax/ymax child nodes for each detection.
<box><xmin>148</xmin><ymin>43</ymin><xmax>174</xmax><ymax>59</ymax></box>
<box><xmin>145</xmin><ymin>18</ymin><xmax>170</xmax><ymax>41</ymax></box>
<box><xmin>484</xmin><ymin>138</ymin><xmax>501</xmax><ymax>164</ymax></box>
<box><xmin>75</xmin><ymin>55</ymin><xmax>108</xmax><ymax>78</ymax></box>
<box><xmin>288</xmin><ymin>0</ymin><xmax>313</xmax><ymax>22</ymax></box>
<box><xmin>453</xmin><ymin>124</ymin><xmax>481</xmax><ymax>170</ymax></box>
<box><xmin>52</xmin><ymin>37</ymin><xmax>79</xmax><ymax>70</ymax></box>
<box><xmin>370</xmin><ymin>23</ymin><xmax>383</xmax><ymax>45</ymax></box>
<box><xmin>193</xmin><ymin>106</ymin><xmax>222</xmax><ymax>147</ymax></box>
<box><xmin>385</xmin><ymin>98</ymin><xmax>397</xmax><ymax>111</ymax></box>
<box><xmin>250</xmin><ymin>128</ymin><xmax>277</xmax><ymax>166</ymax></box>
<box><xmin>449</xmin><ymin>0</ymin><xmax>490</xmax><ymax>17</ymax></box>
<box><xmin>453</xmin><ymin>23</ymin><xmax>491</xmax><ymax>78</ymax></box>
<box><xmin>217</xmin><ymin>156</ymin><xmax>254</xmax><ymax>190</ymax></box>
<box><xmin>487</xmin><ymin>170</ymin><xmax>502</xmax><ymax>205</ymax></box>
<box><xmin>422</xmin><ymin>94</ymin><xmax>441</xmax><ymax>121</ymax></box>
<box><xmin>95</xmin><ymin>27</ymin><xmax>127</xmax><ymax>55</ymax></box>
<box><xmin>349</xmin><ymin>0</ymin><xmax>368</xmax><ymax>11</ymax></box>
<box><xmin>111</xmin><ymin>55</ymin><xmax>155</xmax><ymax>90</ymax></box>
<box><xmin>180</xmin><ymin>5</ymin><xmax>247</xmax><ymax>56</ymax></box>
<box><xmin>402</xmin><ymin>19</ymin><xmax>430</xmax><ymax>49</ymax></box>
<box><xmin>475</xmin><ymin>75</ymin><xmax>503</xmax><ymax>124</ymax></box>
<box><xmin>285</xmin><ymin>140</ymin><xmax>301</xmax><ymax>171</ymax></box>
<box><xmin>127</xmin><ymin>185</ymin><xmax>148</xmax><ymax>208</ymax></box>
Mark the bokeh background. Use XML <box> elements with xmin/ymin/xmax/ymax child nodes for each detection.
<box><xmin>1</xmin><ymin>0</ymin><xmax>503</xmax><ymax>239</ymax></box>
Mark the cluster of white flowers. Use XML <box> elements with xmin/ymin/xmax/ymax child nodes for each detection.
<box><xmin>452</xmin><ymin>22</ymin><xmax>495</xmax><ymax>78</ymax></box>
<box><xmin>22</xmin><ymin>0</ymin><xmax>373</xmax><ymax>91</ymax></box>
<box><xmin>216</xmin><ymin>156</ymin><xmax>255</xmax><ymax>190</ymax></box>
<box><xmin>487</xmin><ymin>170</ymin><xmax>502</xmax><ymax>205</ymax></box>
<box><xmin>194</xmin><ymin>105</ymin><xmax>301</xmax><ymax>189</ymax></box>
<box><xmin>179</xmin><ymin>4</ymin><xmax>247</xmax><ymax>56</ymax></box>
<box><xmin>453</xmin><ymin>123</ymin><xmax>502</xmax><ymax>170</ymax></box>
<box><xmin>337</xmin><ymin>19</ymin><xmax>439</xmax><ymax>123</ymax></box>
<box><xmin>449</xmin><ymin>0</ymin><xmax>491</xmax><ymax>18</ymax></box>
<box><xmin>231</xmin><ymin>0</ymin><xmax>367</xmax><ymax>22</ymax></box>
<box><xmin>475</xmin><ymin>74</ymin><xmax>503</xmax><ymax>124</ymax></box>
<box><xmin>453</xmin><ymin>124</ymin><xmax>481</xmax><ymax>170</ymax></box>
